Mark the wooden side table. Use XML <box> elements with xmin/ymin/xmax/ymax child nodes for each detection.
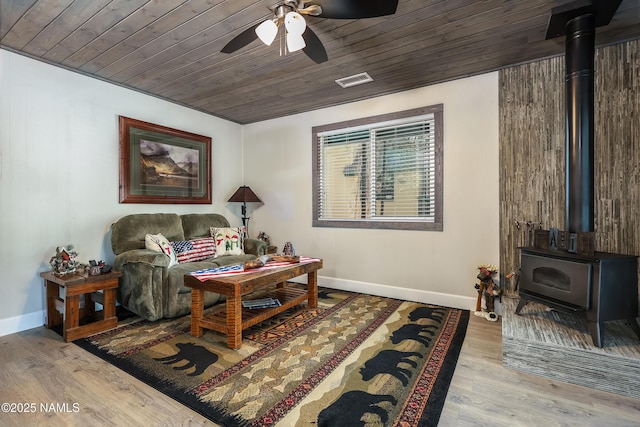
<box><xmin>40</xmin><ymin>270</ymin><xmax>122</xmax><ymax>342</ymax></box>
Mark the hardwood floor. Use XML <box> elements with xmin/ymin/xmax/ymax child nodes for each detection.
<box><xmin>1</xmin><ymin>314</ymin><xmax>639</xmax><ymax>426</ymax></box>
<box><xmin>440</xmin><ymin>314</ymin><xmax>640</xmax><ymax>427</ymax></box>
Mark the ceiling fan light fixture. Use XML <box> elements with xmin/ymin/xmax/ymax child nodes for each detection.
<box><xmin>286</xmin><ymin>32</ymin><xmax>306</xmax><ymax>52</ymax></box>
<box><xmin>222</xmin><ymin>0</ymin><xmax>399</xmax><ymax>63</ymax></box>
<box><xmin>255</xmin><ymin>19</ymin><xmax>278</xmax><ymax>46</ymax></box>
<box><xmin>284</xmin><ymin>11</ymin><xmax>306</xmax><ymax>35</ymax></box>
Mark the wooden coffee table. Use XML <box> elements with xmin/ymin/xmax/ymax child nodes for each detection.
<box><xmin>184</xmin><ymin>259</ymin><xmax>322</xmax><ymax>349</ymax></box>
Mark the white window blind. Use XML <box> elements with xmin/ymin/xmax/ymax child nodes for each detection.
<box><xmin>318</xmin><ymin>114</ymin><xmax>436</xmax><ymax>223</ymax></box>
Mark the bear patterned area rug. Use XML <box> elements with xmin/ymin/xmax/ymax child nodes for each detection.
<box><xmin>75</xmin><ymin>288</ymin><xmax>469</xmax><ymax>427</ymax></box>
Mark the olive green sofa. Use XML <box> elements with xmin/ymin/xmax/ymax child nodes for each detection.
<box><xmin>110</xmin><ymin>213</ymin><xmax>267</xmax><ymax>321</ymax></box>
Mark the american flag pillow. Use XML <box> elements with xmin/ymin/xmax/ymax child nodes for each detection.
<box><xmin>170</xmin><ymin>237</ymin><xmax>216</xmax><ymax>263</ymax></box>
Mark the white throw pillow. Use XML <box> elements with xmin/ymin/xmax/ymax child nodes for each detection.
<box><xmin>145</xmin><ymin>233</ymin><xmax>178</xmax><ymax>267</ymax></box>
<box><xmin>210</xmin><ymin>227</ymin><xmax>244</xmax><ymax>256</ymax></box>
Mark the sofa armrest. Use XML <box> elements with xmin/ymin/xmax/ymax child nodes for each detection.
<box><xmin>113</xmin><ymin>249</ymin><xmax>170</xmax><ymax>321</ymax></box>
<box><xmin>244</xmin><ymin>238</ymin><xmax>267</xmax><ymax>256</ymax></box>
<box><xmin>114</xmin><ymin>249</ymin><xmax>170</xmax><ymax>268</ymax></box>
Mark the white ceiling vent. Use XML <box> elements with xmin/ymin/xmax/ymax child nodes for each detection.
<box><xmin>335</xmin><ymin>72</ymin><xmax>373</xmax><ymax>88</ymax></box>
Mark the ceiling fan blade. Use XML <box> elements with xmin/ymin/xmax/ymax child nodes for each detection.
<box><xmin>221</xmin><ymin>23</ymin><xmax>260</xmax><ymax>53</ymax></box>
<box><xmin>308</xmin><ymin>0</ymin><xmax>399</xmax><ymax>19</ymax></box>
<box><xmin>302</xmin><ymin>27</ymin><xmax>328</xmax><ymax>64</ymax></box>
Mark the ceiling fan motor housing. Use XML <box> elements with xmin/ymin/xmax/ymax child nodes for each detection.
<box><xmin>280</xmin><ymin>0</ymin><xmax>322</xmax><ymax>16</ymax></box>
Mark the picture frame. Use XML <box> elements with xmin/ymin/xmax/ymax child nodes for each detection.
<box><xmin>119</xmin><ymin>116</ymin><xmax>211</xmax><ymax>204</ymax></box>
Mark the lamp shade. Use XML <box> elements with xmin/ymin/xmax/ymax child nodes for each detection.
<box><xmin>286</xmin><ymin>32</ymin><xmax>306</xmax><ymax>52</ymax></box>
<box><xmin>284</xmin><ymin>11</ymin><xmax>306</xmax><ymax>35</ymax></box>
<box><xmin>255</xmin><ymin>19</ymin><xmax>278</xmax><ymax>46</ymax></box>
<box><xmin>227</xmin><ymin>186</ymin><xmax>262</xmax><ymax>203</ymax></box>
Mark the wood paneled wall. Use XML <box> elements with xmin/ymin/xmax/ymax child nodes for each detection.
<box><xmin>499</xmin><ymin>39</ymin><xmax>640</xmax><ymax>295</ymax></box>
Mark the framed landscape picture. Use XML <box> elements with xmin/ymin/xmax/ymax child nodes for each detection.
<box><xmin>119</xmin><ymin>116</ymin><xmax>212</xmax><ymax>204</ymax></box>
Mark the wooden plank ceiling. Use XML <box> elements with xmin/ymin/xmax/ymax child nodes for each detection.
<box><xmin>2</xmin><ymin>0</ymin><xmax>640</xmax><ymax>124</ymax></box>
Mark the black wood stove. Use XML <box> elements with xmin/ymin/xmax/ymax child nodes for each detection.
<box><xmin>517</xmin><ymin>248</ymin><xmax>639</xmax><ymax>347</ymax></box>
<box><xmin>515</xmin><ymin>0</ymin><xmax>640</xmax><ymax>347</ymax></box>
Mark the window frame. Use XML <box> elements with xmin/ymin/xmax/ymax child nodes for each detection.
<box><xmin>312</xmin><ymin>104</ymin><xmax>443</xmax><ymax>231</ymax></box>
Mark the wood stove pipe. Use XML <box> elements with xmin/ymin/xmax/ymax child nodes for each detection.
<box><xmin>545</xmin><ymin>0</ymin><xmax>622</xmax><ymax>233</ymax></box>
<box><xmin>564</xmin><ymin>13</ymin><xmax>595</xmax><ymax>233</ymax></box>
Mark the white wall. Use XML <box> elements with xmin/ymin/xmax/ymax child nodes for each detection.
<box><xmin>242</xmin><ymin>72</ymin><xmax>500</xmax><ymax>310</ymax></box>
<box><xmin>0</xmin><ymin>50</ymin><xmax>244</xmax><ymax>335</ymax></box>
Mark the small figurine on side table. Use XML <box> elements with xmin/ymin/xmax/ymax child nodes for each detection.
<box><xmin>88</xmin><ymin>259</ymin><xmax>112</xmax><ymax>275</ymax></box>
<box><xmin>49</xmin><ymin>245</ymin><xmax>82</xmax><ymax>276</ymax></box>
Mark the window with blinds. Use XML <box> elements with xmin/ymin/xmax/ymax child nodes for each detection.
<box><xmin>312</xmin><ymin>105</ymin><xmax>443</xmax><ymax>231</ymax></box>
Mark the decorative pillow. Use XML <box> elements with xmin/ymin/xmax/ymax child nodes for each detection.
<box><xmin>145</xmin><ymin>233</ymin><xmax>178</xmax><ymax>267</ymax></box>
<box><xmin>210</xmin><ymin>227</ymin><xmax>244</xmax><ymax>256</ymax></box>
<box><xmin>170</xmin><ymin>237</ymin><xmax>216</xmax><ymax>263</ymax></box>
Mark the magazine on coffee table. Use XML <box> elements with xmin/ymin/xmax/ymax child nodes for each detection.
<box><xmin>242</xmin><ymin>298</ymin><xmax>282</xmax><ymax>309</ymax></box>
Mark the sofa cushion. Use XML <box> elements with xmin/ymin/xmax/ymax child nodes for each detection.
<box><xmin>145</xmin><ymin>233</ymin><xmax>178</xmax><ymax>267</ymax></box>
<box><xmin>211</xmin><ymin>227</ymin><xmax>244</xmax><ymax>256</ymax></box>
<box><xmin>171</xmin><ymin>237</ymin><xmax>216</xmax><ymax>263</ymax></box>
<box><xmin>111</xmin><ymin>213</ymin><xmax>184</xmax><ymax>255</ymax></box>
<box><xmin>182</xmin><ymin>213</ymin><xmax>230</xmax><ymax>240</ymax></box>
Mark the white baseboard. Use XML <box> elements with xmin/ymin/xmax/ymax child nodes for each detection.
<box><xmin>0</xmin><ymin>310</ymin><xmax>45</xmax><ymax>338</ymax></box>
<box><xmin>293</xmin><ymin>275</ymin><xmax>478</xmax><ymax>312</ymax></box>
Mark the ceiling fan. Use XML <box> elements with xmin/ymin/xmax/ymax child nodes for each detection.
<box><xmin>220</xmin><ymin>0</ymin><xmax>399</xmax><ymax>64</ymax></box>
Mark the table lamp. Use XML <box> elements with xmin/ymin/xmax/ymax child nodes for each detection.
<box><xmin>227</xmin><ymin>186</ymin><xmax>262</xmax><ymax>235</ymax></box>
